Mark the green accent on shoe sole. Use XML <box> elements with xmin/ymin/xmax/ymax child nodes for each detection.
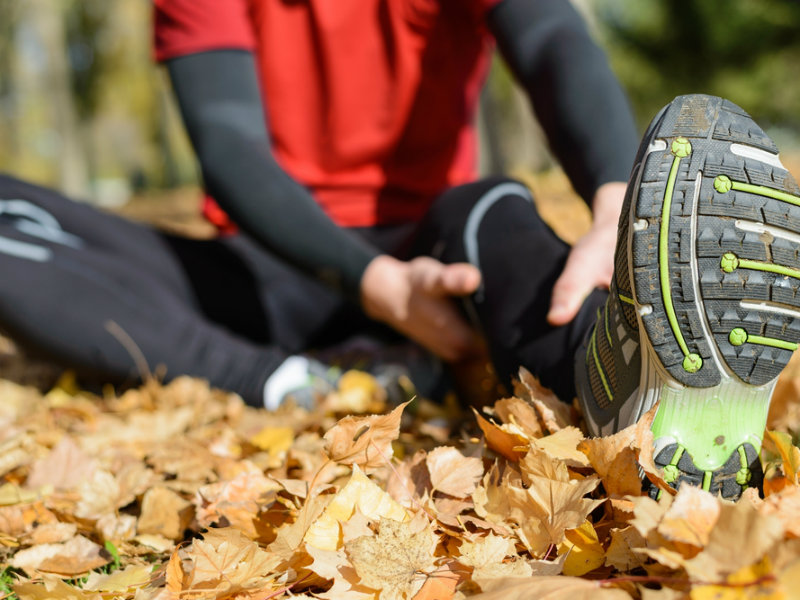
<box><xmin>729</xmin><ymin>327</ymin><xmax>748</xmax><ymax>346</ymax></box>
<box><xmin>660</xmin><ymin>154</ymin><xmax>694</xmax><ymax>370</ymax></box>
<box><xmin>590</xmin><ymin>327</ymin><xmax>614</xmax><ymax>402</ymax></box>
<box><xmin>736</xmin><ymin>446</ymin><xmax>751</xmax><ymax>486</ymax></box>
<box><xmin>671</xmin><ymin>137</ymin><xmax>692</xmax><ymax>158</ymax></box>
<box><xmin>702</xmin><ymin>470</ymin><xmax>712</xmax><ymax>491</ymax></box>
<box><xmin>662</xmin><ymin>464</ymin><xmax>679</xmax><ymax>483</ymax></box>
<box><xmin>714</xmin><ymin>175</ymin><xmax>800</xmax><ymax>208</ymax></box>
<box><xmin>723</xmin><ymin>254</ymin><xmax>800</xmax><ymax>280</ymax></box>
<box><xmin>745</xmin><ymin>334</ymin><xmax>798</xmax><ymax>352</ymax></box>
<box><xmin>720</xmin><ymin>252</ymin><xmax>739</xmax><ymax>273</ymax></box>
<box><xmin>729</xmin><ymin>327</ymin><xmax>797</xmax><ymax>351</ymax></box>
<box><xmin>650</xmin><ymin>376</ymin><xmax>771</xmax><ymax>470</ymax></box>
<box><xmin>682</xmin><ymin>353</ymin><xmax>703</xmax><ymax>373</ymax></box>
<box><xmin>714</xmin><ymin>175</ymin><xmax>733</xmax><ymax>193</ymax></box>
<box><xmin>603</xmin><ymin>303</ymin><xmax>613</xmax><ymax>348</ymax></box>
<box><xmin>618</xmin><ymin>293</ymin><xmax>634</xmax><ymax>305</ymax></box>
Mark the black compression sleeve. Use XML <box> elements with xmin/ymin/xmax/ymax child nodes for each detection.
<box><xmin>487</xmin><ymin>0</ymin><xmax>639</xmax><ymax>205</ymax></box>
<box><xmin>166</xmin><ymin>50</ymin><xmax>378</xmax><ymax>297</ymax></box>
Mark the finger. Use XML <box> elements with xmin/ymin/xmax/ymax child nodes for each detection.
<box><xmin>410</xmin><ymin>258</ymin><xmax>480</xmax><ymax>297</ymax></box>
<box><xmin>440</xmin><ymin>263</ymin><xmax>481</xmax><ymax>296</ymax></box>
<box><xmin>547</xmin><ymin>256</ymin><xmax>594</xmax><ymax>326</ymax></box>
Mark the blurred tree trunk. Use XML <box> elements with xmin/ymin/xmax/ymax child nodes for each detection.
<box><xmin>24</xmin><ymin>0</ymin><xmax>89</xmax><ymax>197</ymax></box>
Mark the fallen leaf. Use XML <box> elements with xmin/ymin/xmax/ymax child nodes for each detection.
<box><xmin>412</xmin><ymin>559</ymin><xmax>463</xmax><ymax>600</ymax></box>
<box><xmin>178</xmin><ymin>527</ymin><xmax>281</xmax><ymax>598</ymax></box>
<box><xmin>250</xmin><ymin>426</ymin><xmax>294</xmax><ymax>457</ymax></box>
<box><xmin>323</xmin><ymin>401</ymin><xmax>409</xmax><ymax>469</ymax></box>
<box><xmin>493</xmin><ymin>396</ymin><xmax>544</xmax><ymax>440</ymax></box>
<box><xmin>690</xmin><ymin>556</ymin><xmax>778</xmax><ymax>599</ymax></box>
<box><xmin>426</xmin><ymin>446</ymin><xmax>484</xmax><ymax>497</ymax></box>
<box><xmin>468</xmin><ymin>575</ymin><xmax>630</xmax><ymax>599</ymax></box>
<box><xmin>516</xmin><ymin>367</ymin><xmax>573</xmax><ymax>432</ymax></box>
<box><xmin>138</xmin><ymin>486</ymin><xmax>193</xmax><ymax>540</ymax></box>
<box><xmin>305</xmin><ymin>466</ymin><xmax>408</xmax><ymax>551</ymax></box>
<box><xmin>532</xmin><ymin>427</ymin><xmax>589</xmax><ymax>468</ymax></box>
<box><xmin>457</xmin><ymin>532</ymin><xmax>532</xmax><ymax>585</ymax></box>
<box><xmin>11</xmin><ymin>535</ymin><xmax>109</xmax><ymax>576</ymax></box>
<box><xmin>579</xmin><ymin>428</ymin><xmax>643</xmax><ymax>498</ymax></box>
<box><xmin>83</xmin><ymin>564</ymin><xmax>153</xmax><ymax>592</ymax></box>
<box><xmin>605</xmin><ymin>526</ymin><xmax>646</xmax><ymax>572</ymax></box>
<box><xmin>561</xmin><ymin>520</ymin><xmax>605</xmax><ymax>576</ymax></box>
<box><xmin>473</xmin><ymin>409</ymin><xmax>527</xmax><ymax>461</ymax></box>
<box><xmin>25</xmin><ymin>436</ymin><xmax>96</xmax><ymax>491</ymax></box>
<box><xmin>764</xmin><ymin>430</ymin><xmax>800</xmax><ymax>486</ymax></box>
<box><xmin>657</xmin><ymin>486</ymin><xmax>719</xmax><ymax>551</ymax></box>
<box><xmin>345</xmin><ymin>517</ymin><xmax>437</xmax><ymax>600</ymax></box>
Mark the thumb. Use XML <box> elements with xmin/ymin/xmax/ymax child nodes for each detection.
<box><xmin>439</xmin><ymin>262</ymin><xmax>481</xmax><ymax>296</ymax></box>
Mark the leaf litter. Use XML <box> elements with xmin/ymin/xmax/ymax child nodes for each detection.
<box><xmin>2</xmin><ymin>361</ymin><xmax>800</xmax><ymax>599</ymax></box>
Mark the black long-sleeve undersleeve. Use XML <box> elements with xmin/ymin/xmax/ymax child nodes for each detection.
<box><xmin>166</xmin><ymin>50</ymin><xmax>378</xmax><ymax>297</ymax></box>
<box><xmin>488</xmin><ymin>0</ymin><xmax>639</xmax><ymax>204</ymax></box>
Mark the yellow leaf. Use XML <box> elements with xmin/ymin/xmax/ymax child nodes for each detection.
<box><xmin>83</xmin><ymin>564</ymin><xmax>152</xmax><ymax>592</ymax></box>
<box><xmin>561</xmin><ymin>520</ymin><xmax>605</xmax><ymax>576</ymax></box>
<box><xmin>765</xmin><ymin>430</ymin><xmax>800</xmax><ymax>486</ymax></box>
<box><xmin>690</xmin><ymin>557</ymin><xmax>780</xmax><ymax>600</ymax></box>
<box><xmin>250</xmin><ymin>426</ymin><xmax>294</xmax><ymax>456</ymax></box>
<box><xmin>305</xmin><ymin>466</ymin><xmax>408</xmax><ymax>551</ymax></box>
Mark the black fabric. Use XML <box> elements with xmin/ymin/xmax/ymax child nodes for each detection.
<box><xmin>0</xmin><ymin>173</ymin><xmax>603</xmax><ymax>404</ymax></box>
<box><xmin>488</xmin><ymin>0</ymin><xmax>639</xmax><ymax>204</ymax></box>
<box><xmin>166</xmin><ymin>50</ymin><xmax>379</xmax><ymax>298</ymax></box>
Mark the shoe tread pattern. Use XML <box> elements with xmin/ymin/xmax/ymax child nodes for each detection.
<box><xmin>631</xmin><ymin>94</ymin><xmax>800</xmax><ymax>387</ymax></box>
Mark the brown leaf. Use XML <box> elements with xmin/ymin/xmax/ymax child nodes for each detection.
<box><xmin>657</xmin><ymin>486</ymin><xmax>719</xmax><ymax>551</ymax></box>
<box><xmin>683</xmin><ymin>497</ymin><xmax>784</xmax><ymax>580</ymax></box>
<box><xmin>493</xmin><ymin>396</ymin><xmax>544</xmax><ymax>439</ymax></box>
<box><xmin>532</xmin><ymin>427</ymin><xmax>589</xmax><ymax>468</ymax></box>
<box><xmin>473</xmin><ymin>409</ymin><xmax>527</xmax><ymax>461</ymax></box>
<box><xmin>426</xmin><ymin>446</ymin><xmax>484</xmax><ymax>497</ymax></box>
<box><xmin>137</xmin><ymin>486</ymin><xmax>194</xmax><ymax>541</ymax></box>
<box><xmin>11</xmin><ymin>535</ymin><xmax>109</xmax><ymax>576</ymax></box>
<box><xmin>468</xmin><ymin>575</ymin><xmax>630</xmax><ymax>599</ymax></box>
<box><xmin>605</xmin><ymin>526</ymin><xmax>647</xmax><ymax>572</ymax></box>
<box><xmin>25</xmin><ymin>436</ymin><xmax>96</xmax><ymax>491</ymax></box>
<box><xmin>179</xmin><ymin>527</ymin><xmax>281</xmax><ymax>598</ymax></box>
<box><xmin>579</xmin><ymin>429</ymin><xmax>643</xmax><ymax>498</ymax></box>
<box><xmin>345</xmin><ymin>517</ymin><xmax>437</xmax><ymax>600</ymax></box>
<box><xmin>516</xmin><ymin>447</ymin><xmax>602</xmax><ymax>555</ymax></box>
<box><xmin>412</xmin><ymin>559</ymin><xmax>464</xmax><ymax>600</ymax></box>
<box><xmin>516</xmin><ymin>367</ymin><xmax>573</xmax><ymax>432</ymax></box>
<box><xmin>323</xmin><ymin>401</ymin><xmax>410</xmax><ymax>469</ymax></box>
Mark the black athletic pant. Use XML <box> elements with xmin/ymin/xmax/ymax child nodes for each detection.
<box><xmin>0</xmin><ymin>173</ymin><xmax>606</xmax><ymax>404</ymax></box>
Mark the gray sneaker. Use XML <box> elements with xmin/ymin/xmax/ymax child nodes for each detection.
<box><xmin>577</xmin><ymin>94</ymin><xmax>800</xmax><ymax>499</ymax></box>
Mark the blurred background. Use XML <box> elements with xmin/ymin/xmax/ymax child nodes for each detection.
<box><xmin>0</xmin><ymin>0</ymin><xmax>798</xmax><ymax>215</ymax></box>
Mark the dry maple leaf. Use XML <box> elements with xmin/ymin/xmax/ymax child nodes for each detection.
<box><xmin>473</xmin><ymin>409</ymin><xmax>528</xmax><ymax>461</ymax></box>
<box><xmin>656</xmin><ymin>486</ymin><xmax>719</xmax><ymax>552</ymax></box>
<box><xmin>516</xmin><ymin>367</ymin><xmax>573</xmax><ymax>433</ymax></box>
<box><xmin>561</xmin><ymin>520</ymin><xmax>605</xmax><ymax>576</ymax></box>
<box><xmin>605</xmin><ymin>526</ymin><xmax>647</xmax><ymax>572</ymax></box>
<box><xmin>323</xmin><ymin>401</ymin><xmax>409</xmax><ymax>469</ymax></box>
<box><xmin>532</xmin><ymin>427</ymin><xmax>589</xmax><ymax>468</ymax></box>
<box><xmin>305</xmin><ymin>465</ymin><xmax>408</xmax><ymax>551</ymax></box>
<box><xmin>517</xmin><ymin>447</ymin><xmax>602</xmax><ymax>556</ymax></box>
<box><xmin>493</xmin><ymin>396</ymin><xmax>544</xmax><ymax>440</ymax></box>
<box><xmin>425</xmin><ymin>446</ymin><xmax>484</xmax><ymax>497</ymax></box>
<box><xmin>457</xmin><ymin>532</ymin><xmax>532</xmax><ymax>586</ymax></box>
<box><xmin>11</xmin><ymin>534</ymin><xmax>109</xmax><ymax>576</ymax></box>
<box><xmin>138</xmin><ymin>486</ymin><xmax>194</xmax><ymax>540</ymax></box>
<box><xmin>25</xmin><ymin>436</ymin><xmax>96</xmax><ymax>491</ymax></box>
<box><xmin>174</xmin><ymin>527</ymin><xmax>281</xmax><ymax>599</ymax></box>
<box><xmin>683</xmin><ymin>499</ymin><xmax>784</xmax><ymax>581</ymax></box>
<box><xmin>345</xmin><ymin>517</ymin><xmax>437</xmax><ymax>600</ymax></box>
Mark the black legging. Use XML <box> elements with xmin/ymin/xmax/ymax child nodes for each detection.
<box><xmin>0</xmin><ymin>174</ymin><xmax>605</xmax><ymax>404</ymax></box>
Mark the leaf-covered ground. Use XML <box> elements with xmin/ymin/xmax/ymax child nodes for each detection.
<box><xmin>3</xmin><ymin>360</ymin><xmax>800</xmax><ymax>600</ymax></box>
<box><xmin>5</xmin><ymin>161</ymin><xmax>800</xmax><ymax>599</ymax></box>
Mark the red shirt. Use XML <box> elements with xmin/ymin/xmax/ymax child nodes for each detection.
<box><xmin>154</xmin><ymin>0</ymin><xmax>500</xmax><ymax>227</ymax></box>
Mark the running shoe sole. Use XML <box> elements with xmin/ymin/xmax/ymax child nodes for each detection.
<box><xmin>626</xmin><ymin>95</ymin><xmax>800</xmax><ymax>498</ymax></box>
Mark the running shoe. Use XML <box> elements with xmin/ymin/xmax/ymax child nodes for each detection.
<box><xmin>576</xmin><ymin>94</ymin><xmax>800</xmax><ymax>499</ymax></box>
